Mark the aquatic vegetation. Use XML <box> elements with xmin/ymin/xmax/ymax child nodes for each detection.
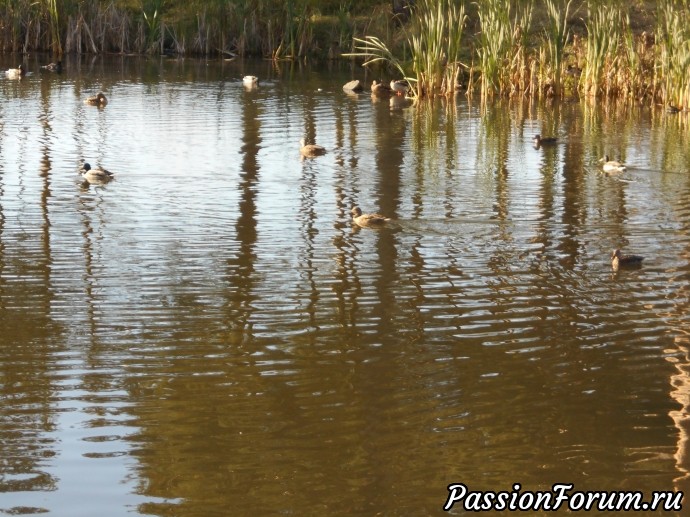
<box><xmin>0</xmin><ymin>0</ymin><xmax>689</xmax><ymax>110</ymax></box>
<box><xmin>476</xmin><ymin>0</ymin><xmax>533</xmax><ymax>98</ymax></box>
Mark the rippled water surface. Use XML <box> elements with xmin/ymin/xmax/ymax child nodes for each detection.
<box><xmin>1</xmin><ymin>55</ymin><xmax>690</xmax><ymax>516</ymax></box>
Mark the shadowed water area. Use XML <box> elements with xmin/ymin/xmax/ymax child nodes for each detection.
<box><xmin>1</xmin><ymin>55</ymin><xmax>690</xmax><ymax>516</ymax></box>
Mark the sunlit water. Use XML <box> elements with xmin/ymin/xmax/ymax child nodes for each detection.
<box><xmin>1</xmin><ymin>54</ymin><xmax>690</xmax><ymax>516</ymax></box>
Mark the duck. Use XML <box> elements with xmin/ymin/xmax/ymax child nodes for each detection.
<box><xmin>599</xmin><ymin>155</ymin><xmax>626</xmax><ymax>173</ymax></box>
<box><xmin>351</xmin><ymin>206</ymin><xmax>390</xmax><ymax>228</ymax></box>
<box><xmin>41</xmin><ymin>61</ymin><xmax>62</xmax><ymax>73</ymax></box>
<box><xmin>371</xmin><ymin>80</ymin><xmax>392</xmax><ymax>96</ymax></box>
<box><xmin>84</xmin><ymin>92</ymin><xmax>108</xmax><ymax>106</ymax></box>
<box><xmin>611</xmin><ymin>249</ymin><xmax>644</xmax><ymax>270</ymax></box>
<box><xmin>299</xmin><ymin>138</ymin><xmax>326</xmax><ymax>157</ymax></box>
<box><xmin>565</xmin><ymin>64</ymin><xmax>582</xmax><ymax>77</ymax></box>
<box><xmin>533</xmin><ymin>134</ymin><xmax>558</xmax><ymax>147</ymax></box>
<box><xmin>390</xmin><ymin>79</ymin><xmax>409</xmax><ymax>96</ymax></box>
<box><xmin>80</xmin><ymin>163</ymin><xmax>114</xmax><ymax>183</ymax></box>
<box><xmin>243</xmin><ymin>75</ymin><xmax>258</xmax><ymax>86</ymax></box>
<box><xmin>667</xmin><ymin>103</ymin><xmax>681</xmax><ymax>114</ymax></box>
<box><xmin>5</xmin><ymin>64</ymin><xmax>26</xmax><ymax>79</ymax></box>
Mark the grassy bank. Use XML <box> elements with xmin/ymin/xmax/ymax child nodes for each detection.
<box><xmin>1</xmin><ymin>0</ymin><xmax>688</xmax><ymax>107</ymax></box>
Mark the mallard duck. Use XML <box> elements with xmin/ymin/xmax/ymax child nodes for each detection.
<box><xmin>5</xmin><ymin>64</ymin><xmax>26</xmax><ymax>79</ymax></box>
<box><xmin>299</xmin><ymin>138</ymin><xmax>326</xmax><ymax>157</ymax></box>
<box><xmin>371</xmin><ymin>80</ymin><xmax>392</xmax><ymax>96</ymax></box>
<box><xmin>80</xmin><ymin>163</ymin><xmax>114</xmax><ymax>183</ymax></box>
<box><xmin>41</xmin><ymin>61</ymin><xmax>62</xmax><ymax>73</ymax></box>
<box><xmin>611</xmin><ymin>249</ymin><xmax>644</xmax><ymax>270</ymax></box>
<box><xmin>243</xmin><ymin>75</ymin><xmax>258</xmax><ymax>86</ymax></box>
<box><xmin>390</xmin><ymin>79</ymin><xmax>409</xmax><ymax>96</ymax></box>
<box><xmin>599</xmin><ymin>155</ymin><xmax>626</xmax><ymax>173</ymax></box>
<box><xmin>533</xmin><ymin>134</ymin><xmax>557</xmax><ymax>146</ymax></box>
<box><xmin>84</xmin><ymin>92</ymin><xmax>107</xmax><ymax>106</ymax></box>
<box><xmin>351</xmin><ymin>206</ymin><xmax>390</xmax><ymax>228</ymax></box>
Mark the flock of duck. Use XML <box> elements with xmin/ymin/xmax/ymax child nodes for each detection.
<box><xmin>5</xmin><ymin>61</ymin><xmax>115</xmax><ymax>183</ymax></box>
<box><xmin>531</xmin><ymin>135</ymin><xmax>636</xmax><ymax>268</ymax></box>
<box><xmin>5</xmin><ymin>66</ymin><xmax>642</xmax><ymax>269</ymax></box>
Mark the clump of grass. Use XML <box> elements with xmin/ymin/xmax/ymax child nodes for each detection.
<box><xmin>347</xmin><ymin>34</ymin><xmax>413</xmax><ymax>93</ymax></box>
<box><xmin>655</xmin><ymin>0</ymin><xmax>690</xmax><ymax>108</ymax></box>
<box><xmin>581</xmin><ymin>2</ymin><xmax>624</xmax><ymax>98</ymax></box>
<box><xmin>407</xmin><ymin>0</ymin><xmax>467</xmax><ymax>97</ymax></box>
<box><xmin>475</xmin><ymin>0</ymin><xmax>533</xmax><ymax>98</ymax></box>
<box><xmin>540</xmin><ymin>0</ymin><xmax>573</xmax><ymax>96</ymax></box>
<box><xmin>347</xmin><ymin>0</ymin><xmax>467</xmax><ymax>98</ymax></box>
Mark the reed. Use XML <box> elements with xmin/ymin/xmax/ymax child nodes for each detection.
<box><xmin>541</xmin><ymin>0</ymin><xmax>572</xmax><ymax>96</ymax></box>
<box><xmin>407</xmin><ymin>0</ymin><xmax>467</xmax><ymax>97</ymax></box>
<box><xmin>347</xmin><ymin>0</ymin><xmax>467</xmax><ymax>98</ymax></box>
<box><xmin>475</xmin><ymin>0</ymin><xmax>533</xmax><ymax>98</ymax></box>
<box><xmin>656</xmin><ymin>0</ymin><xmax>690</xmax><ymax>108</ymax></box>
<box><xmin>581</xmin><ymin>2</ymin><xmax>624</xmax><ymax>98</ymax></box>
<box><xmin>43</xmin><ymin>0</ymin><xmax>62</xmax><ymax>55</ymax></box>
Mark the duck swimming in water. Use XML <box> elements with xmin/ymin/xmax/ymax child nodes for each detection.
<box><xmin>599</xmin><ymin>155</ymin><xmax>626</xmax><ymax>173</ymax></box>
<box><xmin>611</xmin><ymin>249</ymin><xmax>644</xmax><ymax>270</ymax></box>
<box><xmin>41</xmin><ymin>61</ymin><xmax>62</xmax><ymax>73</ymax></box>
<box><xmin>299</xmin><ymin>138</ymin><xmax>326</xmax><ymax>158</ymax></box>
<box><xmin>80</xmin><ymin>163</ymin><xmax>114</xmax><ymax>183</ymax></box>
<box><xmin>351</xmin><ymin>206</ymin><xmax>391</xmax><ymax>228</ymax></box>
<box><xmin>5</xmin><ymin>64</ymin><xmax>26</xmax><ymax>79</ymax></box>
<box><xmin>84</xmin><ymin>92</ymin><xmax>108</xmax><ymax>106</ymax></box>
<box><xmin>533</xmin><ymin>134</ymin><xmax>558</xmax><ymax>147</ymax></box>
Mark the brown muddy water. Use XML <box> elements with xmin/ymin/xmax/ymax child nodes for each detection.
<box><xmin>1</xmin><ymin>54</ymin><xmax>690</xmax><ymax>516</ymax></box>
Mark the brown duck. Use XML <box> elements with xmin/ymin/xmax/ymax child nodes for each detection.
<box><xmin>84</xmin><ymin>92</ymin><xmax>108</xmax><ymax>106</ymax></box>
<box><xmin>611</xmin><ymin>249</ymin><xmax>644</xmax><ymax>270</ymax></box>
<box><xmin>299</xmin><ymin>138</ymin><xmax>326</xmax><ymax>157</ymax></box>
<box><xmin>351</xmin><ymin>207</ymin><xmax>390</xmax><ymax>228</ymax></box>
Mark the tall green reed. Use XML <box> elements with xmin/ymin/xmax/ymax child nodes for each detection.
<box><xmin>475</xmin><ymin>0</ymin><xmax>533</xmax><ymax>98</ymax></box>
<box><xmin>408</xmin><ymin>0</ymin><xmax>467</xmax><ymax>97</ymax></box>
<box><xmin>541</xmin><ymin>0</ymin><xmax>572</xmax><ymax>96</ymax></box>
<box><xmin>656</xmin><ymin>0</ymin><xmax>690</xmax><ymax>107</ymax></box>
<box><xmin>581</xmin><ymin>2</ymin><xmax>623</xmax><ymax>98</ymax></box>
<box><xmin>348</xmin><ymin>0</ymin><xmax>467</xmax><ymax>98</ymax></box>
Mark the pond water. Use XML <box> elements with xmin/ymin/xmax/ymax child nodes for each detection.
<box><xmin>1</xmin><ymin>54</ymin><xmax>690</xmax><ymax>516</ymax></box>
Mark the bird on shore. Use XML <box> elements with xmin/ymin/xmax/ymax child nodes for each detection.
<box><xmin>80</xmin><ymin>163</ymin><xmax>114</xmax><ymax>183</ymax></box>
<box><xmin>5</xmin><ymin>64</ymin><xmax>26</xmax><ymax>79</ymax></box>
<box><xmin>390</xmin><ymin>79</ymin><xmax>409</xmax><ymax>96</ymax></box>
<box><xmin>41</xmin><ymin>61</ymin><xmax>62</xmax><ymax>73</ymax></box>
<box><xmin>84</xmin><ymin>92</ymin><xmax>108</xmax><ymax>106</ymax></box>
<box><xmin>611</xmin><ymin>249</ymin><xmax>644</xmax><ymax>270</ymax></box>
<box><xmin>243</xmin><ymin>75</ymin><xmax>258</xmax><ymax>86</ymax></box>
<box><xmin>299</xmin><ymin>138</ymin><xmax>326</xmax><ymax>158</ymax></box>
<box><xmin>351</xmin><ymin>206</ymin><xmax>390</xmax><ymax>228</ymax></box>
<box><xmin>533</xmin><ymin>134</ymin><xmax>558</xmax><ymax>147</ymax></box>
<box><xmin>599</xmin><ymin>155</ymin><xmax>626</xmax><ymax>173</ymax></box>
